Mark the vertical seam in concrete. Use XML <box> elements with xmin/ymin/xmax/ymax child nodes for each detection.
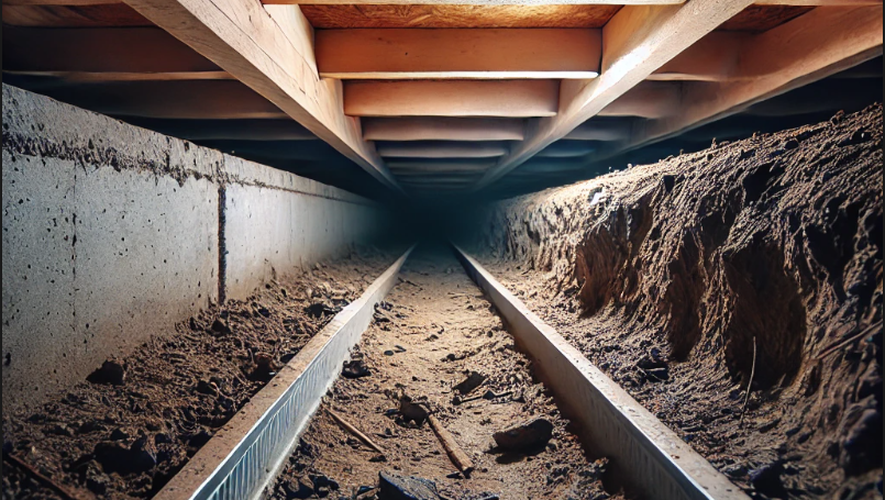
<box><xmin>217</xmin><ymin>182</ymin><xmax>227</xmax><ymax>306</ymax></box>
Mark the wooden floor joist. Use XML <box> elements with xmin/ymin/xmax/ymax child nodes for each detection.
<box><xmin>472</xmin><ymin>0</ymin><xmax>757</xmax><ymax>190</ymax></box>
<box><xmin>597</xmin><ymin>81</ymin><xmax>682</xmax><ymax>118</ymax></box>
<box><xmin>19</xmin><ymin>80</ymin><xmax>290</xmax><ymax>119</ymax></box>
<box><xmin>316</xmin><ymin>29</ymin><xmax>601</xmax><ymax>79</ymax></box>
<box><xmin>344</xmin><ymin>80</ymin><xmax>559</xmax><ymax>117</ymax></box>
<box><xmin>120</xmin><ymin>0</ymin><xmax>403</xmax><ymax>192</ymax></box>
<box><xmin>3</xmin><ymin>27</ymin><xmax>219</xmax><ymax>74</ymax></box>
<box><xmin>377</xmin><ymin>141</ymin><xmax>511</xmax><ymax>158</ymax></box>
<box><xmin>593</xmin><ymin>5</ymin><xmax>884</xmax><ymax>162</ymax></box>
<box><xmin>119</xmin><ymin>118</ymin><xmax>317</xmax><ymax>141</ymax></box>
<box><xmin>362</xmin><ymin>117</ymin><xmax>525</xmax><ymax>142</ymax></box>
<box><xmin>386</xmin><ymin>159</ymin><xmax>498</xmax><ymax>172</ymax></box>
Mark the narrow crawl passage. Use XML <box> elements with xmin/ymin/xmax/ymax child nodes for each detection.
<box><xmin>269</xmin><ymin>246</ymin><xmax>615</xmax><ymax>500</ymax></box>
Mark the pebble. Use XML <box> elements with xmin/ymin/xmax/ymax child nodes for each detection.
<box><xmin>492</xmin><ymin>418</ymin><xmax>554</xmax><ymax>452</ymax></box>
<box><xmin>378</xmin><ymin>471</ymin><xmax>440</xmax><ymax>500</ymax></box>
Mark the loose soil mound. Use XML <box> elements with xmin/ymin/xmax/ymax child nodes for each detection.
<box><xmin>473</xmin><ymin>105</ymin><xmax>883</xmax><ymax>499</ymax></box>
<box><xmin>2</xmin><ymin>247</ymin><xmax>396</xmax><ymax>500</ymax></box>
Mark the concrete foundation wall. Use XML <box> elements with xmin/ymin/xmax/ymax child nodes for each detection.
<box><xmin>1</xmin><ymin>84</ymin><xmax>386</xmax><ymax>412</ymax></box>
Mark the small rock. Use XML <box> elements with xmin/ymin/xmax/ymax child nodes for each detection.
<box><xmin>109</xmin><ymin>428</ymin><xmax>129</xmax><ymax>441</ymax></box>
<box><xmin>48</xmin><ymin>424</ymin><xmax>74</xmax><ymax>437</ymax></box>
<box><xmin>310</xmin><ymin>473</ymin><xmax>339</xmax><ymax>491</ymax></box>
<box><xmin>94</xmin><ymin>436</ymin><xmax>156</xmax><ymax>475</ymax></box>
<box><xmin>249</xmin><ymin>353</ymin><xmax>277</xmax><ymax>382</ymax></box>
<box><xmin>342</xmin><ymin>359</ymin><xmax>371</xmax><ymax>379</ymax></box>
<box><xmin>453</xmin><ymin>371</ymin><xmax>486</xmax><ymax>395</ymax></box>
<box><xmin>493</xmin><ymin>418</ymin><xmax>554</xmax><ymax>452</ymax></box>
<box><xmin>283</xmin><ymin>477</ymin><xmax>315</xmax><ymax>499</ymax></box>
<box><xmin>86</xmin><ymin>359</ymin><xmax>126</xmax><ymax>386</ymax></box>
<box><xmin>378</xmin><ymin>471</ymin><xmax>440</xmax><ymax>500</ymax></box>
<box><xmin>384</xmin><ymin>350</ymin><xmax>396</xmax><ymax>356</ymax></box>
<box><xmin>306</xmin><ymin>301</ymin><xmax>339</xmax><ymax>318</ymax></box>
<box><xmin>841</xmin><ymin>408</ymin><xmax>882</xmax><ymax>475</ymax></box>
<box><xmin>399</xmin><ymin>396</ymin><xmax>429</xmax><ymax>426</ymax></box>
<box><xmin>749</xmin><ymin>462</ymin><xmax>787</xmax><ymax>499</ymax></box>
<box><xmin>210</xmin><ymin>318</ymin><xmax>231</xmax><ymax>335</ymax></box>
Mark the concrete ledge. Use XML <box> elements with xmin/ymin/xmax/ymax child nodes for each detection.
<box><xmin>1</xmin><ymin>84</ymin><xmax>387</xmax><ymax>412</ymax></box>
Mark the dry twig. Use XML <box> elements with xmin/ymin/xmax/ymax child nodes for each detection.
<box><xmin>740</xmin><ymin>336</ymin><xmax>757</xmax><ymax>425</ymax></box>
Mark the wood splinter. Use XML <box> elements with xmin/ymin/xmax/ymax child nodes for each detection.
<box><xmin>428</xmin><ymin>414</ymin><xmax>475</xmax><ymax>478</ymax></box>
<box><xmin>328</xmin><ymin>409</ymin><xmax>386</xmax><ymax>457</ymax></box>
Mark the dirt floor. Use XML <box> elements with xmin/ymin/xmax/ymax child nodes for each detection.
<box><xmin>1</xmin><ymin>246</ymin><xmax>397</xmax><ymax>500</ymax></box>
<box><xmin>471</xmin><ymin>105</ymin><xmax>883</xmax><ymax>499</ymax></box>
<box><xmin>268</xmin><ymin>245</ymin><xmax>619</xmax><ymax>500</ymax></box>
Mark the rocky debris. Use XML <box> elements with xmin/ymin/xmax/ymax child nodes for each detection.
<box><xmin>749</xmin><ymin>462</ymin><xmax>788</xmax><ymax>499</ymax></box>
<box><xmin>840</xmin><ymin>406</ymin><xmax>882</xmax><ymax>475</ymax></box>
<box><xmin>86</xmin><ymin>359</ymin><xmax>126</xmax><ymax>386</ymax></box>
<box><xmin>306</xmin><ymin>300</ymin><xmax>340</xmax><ymax>318</ymax></box>
<box><xmin>282</xmin><ymin>476</ymin><xmax>315</xmax><ymax>499</ymax></box>
<box><xmin>93</xmin><ymin>435</ymin><xmax>157</xmax><ymax>475</ymax></box>
<box><xmin>492</xmin><ymin>418</ymin><xmax>554</xmax><ymax>452</ymax></box>
<box><xmin>210</xmin><ymin>318</ymin><xmax>232</xmax><ymax>335</ymax></box>
<box><xmin>377</xmin><ymin>471</ymin><xmax>440</xmax><ymax>500</ymax></box>
<box><xmin>248</xmin><ymin>353</ymin><xmax>278</xmax><ymax>382</ymax></box>
<box><xmin>453</xmin><ymin>371</ymin><xmax>486</xmax><ymax>395</ymax></box>
<box><xmin>342</xmin><ymin>359</ymin><xmax>371</xmax><ymax>379</ymax></box>
<box><xmin>398</xmin><ymin>396</ymin><xmax>429</xmax><ymax>426</ymax></box>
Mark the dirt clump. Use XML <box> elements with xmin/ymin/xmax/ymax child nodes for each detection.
<box><xmin>2</xmin><ymin>247</ymin><xmax>396</xmax><ymax>500</ymax></box>
<box><xmin>473</xmin><ymin>104</ymin><xmax>883</xmax><ymax>499</ymax></box>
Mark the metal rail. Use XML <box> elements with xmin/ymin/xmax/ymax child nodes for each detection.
<box><xmin>154</xmin><ymin>245</ymin><xmax>414</xmax><ymax>500</ymax></box>
<box><xmin>451</xmin><ymin>244</ymin><xmax>749</xmax><ymax>500</ymax></box>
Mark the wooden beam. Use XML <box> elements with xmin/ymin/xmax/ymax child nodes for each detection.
<box><xmin>564</xmin><ymin>121</ymin><xmax>632</xmax><ymax>141</ymax></box>
<box><xmin>268</xmin><ymin>0</ymin><xmax>683</xmax><ymax>4</ymax></box>
<box><xmin>3</xmin><ymin>27</ymin><xmax>224</xmax><ymax>77</ymax></box>
<box><xmin>3</xmin><ymin>70</ymin><xmax>232</xmax><ymax>82</ymax></box>
<box><xmin>316</xmin><ymin>29</ymin><xmax>600</xmax><ymax>79</ymax></box>
<box><xmin>387</xmin><ymin>159</ymin><xmax>497</xmax><ymax>172</ymax></box>
<box><xmin>597</xmin><ymin>81</ymin><xmax>681</xmax><ymax>118</ymax></box>
<box><xmin>536</xmin><ymin>141</ymin><xmax>598</xmax><ymax>158</ymax></box>
<box><xmin>362</xmin><ymin>118</ymin><xmax>525</xmax><ymax>141</ymax></box>
<box><xmin>754</xmin><ymin>0</ymin><xmax>881</xmax><ymax>5</ymax></box>
<box><xmin>648</xmin><ymin>32</ymin><xmax>746</xmax><ymax>82</ymax></box>
<box><xmin>604</xmin><ymin>5</ymin><xmax>884</xmax><ymax>159</ymax></box>
<box><xmin>120</xmin><ymin>0</ymin><xmax>402</xmax><ymax>192</ymax></box>
<box><xmin>295</xmin><ymin>4</ymin><xmax>622</xmax><ymax>29</ymax></box>
<box><xmin>120</xmin><ymin>118</ymin><xmax>316</xmax><ymax>140</ymax></box>
<box><xmin>1</xmin><ymin>3</ymin><xmax>150</xmax><ymax>27</ymax></box>
<box><xmin>3</xmin><ymin>0</ymin><xmax>118</xmax><ymax>5</ymax></box>
<box><xmin>24</xmin><ymin>80</ymin><xmax>290</xmax><ymax>119</ymax></box>
<box><xmin>377</xmin><ymin>141</ymin><xmax>510</xmax><ymax>158</ymax></box>
<box><xmin>392</xmin><ymin>169</ymin><xmax>488</xmax><ymax>176</ymax></box>
<box><xmin>344</xmin><ymin>80</ymin><xmax>559</xmax><ymax>117</ymax></box>
<box><xmin>472</xmin><ymin>0</ymin><xmax>755</xmax><ymax>190</ymax></box>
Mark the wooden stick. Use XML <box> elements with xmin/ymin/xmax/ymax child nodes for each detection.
<box><xmin>328</xmin><ymin>410</ymin><xmax>386</xmax><ymax>456</ymax></box>
<box><xmin>739</xmin><ymin>336</ymin><xmax>757</xmax><ymax>425</ymax></box>
<box><xmin>816</xmin><ymin>323</ymin><xmax>878</xmax><ymax>361</ymax></box>
<box><xmin>3</xmin><ymin>452</ymin><xmax>87</xmax><ymax>500</ymax></box>
<box><xmin>428</xmin><ymin>415</ymin><xmax>475</xmax><ymax>477</ymax></box>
